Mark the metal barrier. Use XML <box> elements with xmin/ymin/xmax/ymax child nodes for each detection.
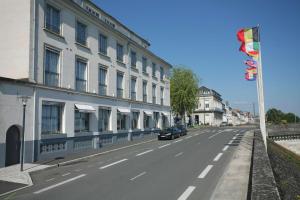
<box><xmin>268</xmin><ymin>133</ymin><xmax>300</xmax><ymax>141</ymax></box>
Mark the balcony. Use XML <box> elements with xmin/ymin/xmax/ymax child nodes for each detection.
<box><xmin>45</xmin><ymin>71</ymin><xmax>59</xmax><ymax>87</ymax></box>
<box><xmin>99</xmin><ymin>84</ymin><xmax>107</xmax><ymax>96</ymax></box>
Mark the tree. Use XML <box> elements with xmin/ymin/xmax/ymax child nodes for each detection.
<box><xmin>170</xmin><ymin>67</ymin><xmax>199</xmax><ymax>124</ymax></box>
<box><xmin>266</xmin><ymin>108</ymin><xmax>300</xmax><ymax>124</ymax></box>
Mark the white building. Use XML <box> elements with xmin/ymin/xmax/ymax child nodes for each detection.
<box><xmin>0</xmin><ymin>0</ymin><xmax>171</xmax><ymax>167</ymax></box>
<box><xmin>192</xmin><ymin>86</ymin><xmax>224</xmax><ymax>126</ymax></box>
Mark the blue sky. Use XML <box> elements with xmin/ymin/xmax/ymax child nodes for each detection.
<box><xmin>94</xmin><ymin>0</ymin><xmax>300</xmax><ymax>116</ymax></box>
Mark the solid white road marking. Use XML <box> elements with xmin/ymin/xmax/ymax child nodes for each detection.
<box><xmin>177</xmin><ymin>186</ymin><xmax>196</xmax><ymax>200</ymax></box>
<box><xmin>185</xmin><ymin>136</ymin><xmax>192</xmax><ymax>139</ymax></box>
<box><xmin>34</xmin><ymin>174</ymin><xmax>86</xmax><ymax>194</ymax></box>
<box><xmin>223</xmin><ymin>145</ymin><xmax>229</xmax><ymax>151</ymax></box>
<box><xmin>74</xmin><ymin>169</ymin><xmax>82</xmax><ymax>172</ymax></box>
<box><xmin>198</xmin><ymin>165</ymin><xmax>213</xmax><ymax>179</ymax></box>
<box><xmin>195</xmin><ymin>133</ymin><xmax>199</xmax><ymax>136</ymax></box>
<box><xmin>99</xmin><ymin>159</ymin><xmax>128</xmax><ymax>169</ymax></box>
<box><xmin>213</xmin><ymin>153</ymin><xmax>223</xmax><ymax>162</ymax></box>
<box><xmin>62</xmin><ymin>173</ymin><xmax>71</xmax><ymax>177</ymax></box>
<box><xmin>46</xmin><ymin>178</ymin><xmax>55</xmax><ymax>182</ymax></box>
<box><xmin>175</xmin><ymin>152</ymin><xmax>184</xmax><ymax>157</ymax></box>
<box><xmin>130</xmin><ymin>172</ymin><xmax>146</xmax><ymax>181</ymax></box>
<box><xmin>158</xmin><ymin>143</ymin><xmax>171</xmax><ymax>149</ymax></box>
<box><xmin>136</xmin><ymin>149</ymin><xmax>154</xmax><ymax>157</ymax></box>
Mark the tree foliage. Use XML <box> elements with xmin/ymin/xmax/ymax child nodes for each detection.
<box><xmin>266</xmin><ymin>108</ymin><xmax>299</xmax><ymax>124</ymax></box>
<box><xmin>170</xmin><ymin>67</ymin><xmax>199</xmax><ymax>117</ymax></box>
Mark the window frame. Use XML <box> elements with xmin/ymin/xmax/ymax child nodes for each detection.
<box><xmin>117</xmin><ymin>72</ymin><xmax>124</xmax><ymax>98</ymax></box>
<box><xmin>45</xmin><ymin>4</ymin><xmax>61</xmax><ymax>34</ymax></box>
<box><xmin>41</xmin><ymin>101</ymin><xmax>63</xmax><ymax>135</ymax></box>
<box><xmin>74</xmin><ymin>110</ymin><xmax>90</xmax><ymax>132</ymax></box>
<box><xmin>75</xmin><ymin>57</ymin><xmax>88</xmax><ymax>92</ymax></box>
<box><xmin>44</xmin><ymin>46</ymin><xmax>61</xmax><ymax>87</ymax></box>
<box><xmin>99</xmin><ymin>33</ymin><xmax>108</xmax><ymax>55</ymax></box>
<box><xmin>98</xmin><ymin>108</ymin><xmax>111</xmax><ymax>132</ymax></box>
<box><xmin>116</xmin><ymin>43</ymin><xmax>124</xmax><ymax>62</ymax></box>
<box><xmin>98</xmin><ymin>66</ymin><xmax>107</xmax><ymax>96</ymax></box>
<box><xmin>76</xmin><ymin>20</ymin><xmax>87</xmax><ymax>46</ymax></box>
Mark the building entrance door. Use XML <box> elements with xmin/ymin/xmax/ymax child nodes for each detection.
<box><xmin>5</xmin><ymin>126</ymin><xmax>21</xmax><ymax>167</ymax></box>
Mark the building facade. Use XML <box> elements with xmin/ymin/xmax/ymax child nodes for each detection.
<box><xmin>0</xmin><ymin>0</ymin><xmax>171</xmax><ymax>167</ymax></box>
<box><xmin>192</xmin><ymin>86</ymin><xmax>223</xmax><ymax>126</ymax></box>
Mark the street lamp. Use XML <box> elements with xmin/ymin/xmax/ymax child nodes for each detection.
<box><xmin>18</xmin><ymin>96</ymin><xmax>30</xmax><ymax>171</ymax></box>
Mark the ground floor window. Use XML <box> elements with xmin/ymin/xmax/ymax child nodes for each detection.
<box><xmin>117</xmin><ymin>112</ymin><xmax>127</xmax><ymax>130</ymax></box>
<box><xmin>132</xmin><ymin>112</ymin><xmax>139</xmax><ymax>130</ymax></box>
<box><xmin>153</xmin><ymin>112</ymin><xmax>159</xmax><ymax>128</ymax></box>
<box><xmin>162</xmin><ymin>115</ymin><xmax>168</xmax><ymax>129</ymax></box>
<box><xmin>75</xmin><ymin>110</ymin><xmax>89</xmax><ymax>132</ymax></box>
<box><xmin>99</xmin><ymin>108</ymin><xmax>110</xmax><ymax>132</ymax></box>
<box><xmin>42</xmin><ymin>102</ymin><xmax>63</xmax><ymax>134</ymax></box>
<box><xmin>144</xmin><ymin>113</ymin><xmax>151</xmax><ymax>129</ymax></box>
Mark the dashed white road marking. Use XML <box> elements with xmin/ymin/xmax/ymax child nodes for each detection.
<box><xmin>158</xmin><ymin>143</ymin><xmax>171</xmax><ymax>149</ymax></box>
<box><xmin>213</xmin><ymin>153</ymin><xmax>223</xmax><ymax>162</ymax></box>
<box><xmin>46</xmin><ymin>178</ymin><xmax>55</xmax><ymax>182</ymax></box>
<box><xmin>198</xmin><ymin>165</ymin><xmax>213</xmax><ymax>179</ymax></box>
<box><xmin>232</xmin><ymin>136</ymin><xmax>237</xmax><ymax>140</ymax></box>
<box><xmin>136</xmin><ymin>149</ymin><xmax>153</xmax><ymax>157</ymax></box>
<box><xmin>74</xmin><ymin>169</ymin><xmax>82</xmax><ymax>172</ymax></box>
<box><xmin>34</xmin><ymin>174</ymin><xmax>86</xmax><ymax>194</ymax></box>
<box><xmin>175</xmin><ymin>152</ymin><xmax>183</xmax><ymax>157</ymax></box>
<box><xmin>195</xmin><ymin>133</ymin><xmax>199</xmax><ymax>136</ymax></box>
<box><xmin>62</xmin><ymin>173</ymin><xmax>71</xmax><ymax>177</ymax></box>
<box><xmin>208</xmin><ymin>131</ymin><xmax>224</xmax><ymax>139</ymax></box>
<box><xmin>228</xmin><ymin>140</ymin><xmax>233</xmax><ymax>144</ymax></box>
<box><xmin>130</xmin><ymin>172</ymin><xmax>146</xmax><ymax>181</ymax></box>
<box><xmin>177</xmin><ymin>186</ymin><xmax>196</xmax><ymax>200</ymax></box>
<box><xmin>185</xmin><ymin>136</ymin><xmax>192</xmax><ymax>139</ymax></box>
<box><xmin>99</xmin><ymin>159</ymin><xmax>128</xmax><ymax>169</ymax></box>
<box><xmin>173</xmin><ymin>139</ymin><xmax>183</xmax><ymax>143</ymax></box>
<box><xmin>223</xmin><ymin>145</ymin><xmax>229</xmax><ymax>151</ymax></box>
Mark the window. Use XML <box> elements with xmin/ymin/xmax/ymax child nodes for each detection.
<box><xmin>131</xmin><ymin>77</ymin><xmax>136</xmax><ymax>100</ymax></box>
<box><xmin>160</xmin><ymin>87</ymin><xmax>164</xmax><ymax>105</ymax></box>
<box><xmin>153</xmin><ymin>112</ymin><xmax>159</xmax><ymax>128</ymax></box>
<box><xmin>76</xmin><ymin>21</ymin><xmax>87</xmax><ymax>45</ymax></box>
<box><xmin>45</xmin><ymin>4</ymin><xmax>60</xmax><ymax>34</ymax></box>
<box><xmin>144</xmin><ymin>113</ymin><xmax>151</xmax><ymax>129</ymax></box>
<box><xmin>117</xmin><ymin>72</ymin><xmax>124</xmax><ymax>98</ymax></box>
<box><xmin>143</xmin><ymin>81</ymin><xmax>147</xmax><ymax>102</ymax></box>
<box><xmin>99</xmin><ymin>67</ymin><xmax>107</xmax><ymax>95</ymax></box>
<box><xmin>142</xmin><ymin>57</ymin><xmax>147</xmax><ymax>73</ymax></box>
<box><xmin>117</xmin><ymin>112</ymin><xmax>127</xmax><ymax>130</ymax></box>
<box><xmin>99</xmin><ymin>34</ymin><xmax>107</xmax><ymax>55</ymax></box>
<box><xmin>162</xmin><ymin>115</ymin><xmax>168</xmax><ymax>129</ymax></box>
<box><xmin>99</xmin><ymin>108</ymin><xmax>110</xmax><ymax>132</ymax></box>
<box><xmin>131</xmin><ymin>51</ymin><xmax>137</xmax><ymax>67</ymax></box>
<box><xmin>44</xmin><ymin>48</ymin><xmax>60</xmax><ymax>87</ymax></box>
<box><xmin>152</xmin><ymin>84</ymin><xmax>156</xmax><ymax>104</ymax></box>
<box><xmin>75</xmin><ymin>110</ymin><xmax>89</xmax><ymax>132</ymax></box>
<box><xmin>117</xmin><ymin>43</ymin><xmax>124</xmax><ymax>62</ymax></box>
<box><xmin>42</xmin><ymin>102</ymin><xmax>62</xmax><ymax>134</ymax></box>
<box><xmin>160</xmin><ymin>66</ymin><xmax>164</xmax><ymax>80</ymax></box>
<box><xmin>132</xmin><ymin>112</ymin><xmax>139</xmax><ymax>130</ymax></box>
<box><xmin>205</xmin><ymin>103</ymin><xmax>210</xmax><ymax>108</ymax></box>
<box><xmin>152</xmin><ymin>63</ymin><xmax>156</xmax><ymax>77</ymax></box>
<box><xmin>75</xmin><ymin>58</ymin><xmax>87</xmax><ymax>92</ymax></box>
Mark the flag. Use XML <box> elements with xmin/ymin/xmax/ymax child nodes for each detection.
<box><xmin>244</xmin><ymin>59</ymin><xmax>257</xmax><ymax>67</ymax></box>
<box><xmin>246</xmin><ymin>66</ymin><xmax>257</xmax><ymax>75</ymax></box>
<box><xmin>245</xmin><ymin>72</ymin><xmax>256</xmax><ymax>81</ymax></box>
<box><xmin>237</xmin><ymin>27</ymin><xmax>260</xmax><ymax>57</ymax></box>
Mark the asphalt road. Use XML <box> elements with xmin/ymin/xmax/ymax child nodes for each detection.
<box><xmin>2</xmin><ymin>127</ymin><xmax>250</xmax><ymax>200</ymax></box>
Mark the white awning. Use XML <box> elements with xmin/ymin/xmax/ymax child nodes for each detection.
<box><xmin>75</xmin><ymin>104</ymin><xmax>96</xmax><ymax>113</ymax></box>
<box><xmin>161</xmin><ymin>112</ymin><xmax>169</xmax><ymax>116</ymax></box>
<box><xmin>118</xmin><ymin>108</ymin><xmax>130</xmax><ymax>114</ymax></box>
<box><xmin>144</xmin><ymin>110</ymin><xmax>153</xmax><ymax>116</ymax></box>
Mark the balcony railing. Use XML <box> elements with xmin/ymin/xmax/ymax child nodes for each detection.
<box><xmin>76</xmin><ymin>79</ymin><xmax>87</xmax><ymax>92</ymax></box>
<box><xmin>117</xmin><ymin>88</ymin><xmax>123</xmax><ymax>98</ymax></box>
<box><xmin>99</xmin><ymin>84</ymin><xmax>107</xmax><ymax>96</ymax></box>
<box><xmin>45</xmin><ymin>71</ymin><xmax>59</xmax><ymax>87</ymax></box>
<box><xmin>45</xmin><ymin>23</ymin><xmax>60</xmax><ymax>34</ymax></box>
<box><xmin>131</xmin><ymin>92</ymin><xmax>136</xmax><ymax>101</ymax></box>
<box><xmin>143</xmin><ymin>95</ymin><xmax>147</xmax><ymax>103</ymax></box>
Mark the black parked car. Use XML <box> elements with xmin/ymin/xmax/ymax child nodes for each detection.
<box><xmin>176</xmin><ymin>125</ymin><xmax>188</xmax><ymax>136</ymax></box>
<box><xmin>158</xmin><ymin>127</ymin><xmax>181</xmax><ymax>140</ymax></box>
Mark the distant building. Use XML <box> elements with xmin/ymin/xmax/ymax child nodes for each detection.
<box><xmin>0</xmin><ymin>0</ymin><xmax>171</xmax><ymax>168</ymax></box>
<box><xmin>192</xmin><ymin>86</ymin><xmax>223</xmax><ymax>126</ymax></box>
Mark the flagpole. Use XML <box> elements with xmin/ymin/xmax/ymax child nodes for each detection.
<box><xmin>256</xmin><ymin>24</ymin><xmax>267</xmax><ymax>148</ymax></box>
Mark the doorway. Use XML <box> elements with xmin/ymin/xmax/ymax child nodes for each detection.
<box><xmin>5</xmin><ymin>125</ymin><xmax>21</xmax><ymax>167</ymax></box>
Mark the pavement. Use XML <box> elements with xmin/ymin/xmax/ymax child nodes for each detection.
<box><xmin>209</xmin><ymin>130</ymin><xmax>254</xmax><ymax>200</ymax></box>
<box><xmin>0</xmin><ymin>127</ymin><xmax>253</xmax><ymax>200</ymax></box>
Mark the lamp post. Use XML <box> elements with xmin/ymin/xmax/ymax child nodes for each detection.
<box><xmin>18</xmin><ymin>96</ymin><xmax>30</xmax><ymax>171</ymax></box>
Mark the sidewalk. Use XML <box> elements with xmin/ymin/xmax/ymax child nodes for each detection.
<box><xmin>210</xmin><ymin>130</ymin><xmax>254</xmax><ymax>200</ymax></box>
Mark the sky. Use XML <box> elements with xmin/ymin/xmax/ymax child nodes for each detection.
<box><xmin>93</xmin><ymin>0</ymin><xmax>300</xmax><ymax>116</ymax></box>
